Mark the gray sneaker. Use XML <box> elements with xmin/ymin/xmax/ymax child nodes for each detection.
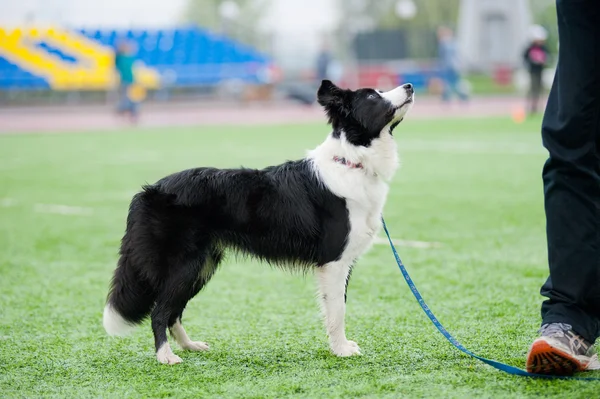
<box><xmin>526</xmin><ymin>323</ymin><xmax>596</xmax><ymax>375</ymax></box>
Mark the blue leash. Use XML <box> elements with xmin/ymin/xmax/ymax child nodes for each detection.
<box><xmin>381</xmin><ymin>218</ymin><xmax>600</xmax><ymax>381</ymax></box>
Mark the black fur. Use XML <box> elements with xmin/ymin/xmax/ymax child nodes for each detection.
<box><xmin>317</xmin><ymin>79</ymin><xmax>396</xmax><ymax>147</ymax></box>
<box><xmin>105</xmin><ymin>79</ymin><xmax>410</xmax><ymax>357</ymax></box>
<box><xmin>106</xmin><ymin>160</ymin><xmax>349</xmax><ymax>351</ymax></box>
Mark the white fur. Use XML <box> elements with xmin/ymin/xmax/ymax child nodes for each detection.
<box><xmin>308</xmin><ymin>85</ymin><xmax>413</xmax><ymax>356</ymax></box>
<box><xmin>156</xmin><ymin>342</ymin><xmax>183</xmax><ymax>365</ymax></box>
<box><xmin>379</xmin><ymin>85</ymin><xmax>413</xmax><ymax>109</ymax></box>
<box><xmin>105</xmin><ymin>84</ymin><xmax>412</xmax><ymax>362</ymax></box>
<box><xmin>317</xmin><ymin>261</ymin><xmax>361</xmax><ymax>356</ymax></box>
<box><xmin>103</xmin><ymin>304</ymin><xmax>137</xmax><ymax>337</ymax></box>
<box><xmin>307</xmin><ymin>86</ymin><xmax>412</xmax><ymax>356</ymax></box>
<box><xmin>170</xmin><ymin>320</ymin><xmax>209</xmax><ymax>351</ymax></box>
<box><xmin>309</xmin><ymin>136</ymin><xmax>390</xmax><ymax>355</ymax></box>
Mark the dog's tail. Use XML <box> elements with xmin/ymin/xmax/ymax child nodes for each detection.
<box><xmin>103</xmin><ymin>255</ymin><xmax>155</xmax><ymax>336</ymax></box>
<box><xmin>103</xmin><ymin>189</ymin><xmax>162</xmax><ymax>337</ymax></box>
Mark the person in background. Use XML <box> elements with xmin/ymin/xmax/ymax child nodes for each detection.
<box><xmin>114</xmin><ymin>40</ymin><xmax>139</xmax><ymax>123</ymax></box>
<box><xmin>315</xmin><ymin>41</ymin><xmax>332</xmax><ymax>83</ymax></box>
<box><xmin>525</xmin><ymin>0</ymin><xmax>599</xmax><ymax>376</ymax></box>
<box><xmin>523</xmin><ymin>25</ymin><xmax>550</xmax><ymax>115</ymax></box>
<box><xmin>437</xmin><ymin>26</ymin><xmax>469</xmax><ymax>103</ymax></box>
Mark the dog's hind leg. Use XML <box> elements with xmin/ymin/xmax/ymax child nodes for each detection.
<box><xmin>170</xmin><ymin>248</ymin><xmax>222</xmax><ymax>352</ymax></box>
<box><xmin>152</xmin><ymin>288</ymin><xmax>189</xmax><ymax>365</ymax></box>
<box><xmin>152</xmin><ymin>248</ymin><xmax>222</xmax><ymax>364</ymax></box>
<box><xmin>317</xmin><ymin>260</ymin><xmax>360</xmax><ymax>357</ymax></box>
<box><xmin>170</xmin><ymin>318</ymin><xmax>209</xmax><ymax>351</ymax></box>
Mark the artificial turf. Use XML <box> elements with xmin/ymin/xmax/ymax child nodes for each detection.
<box><xmin>1</xmin><ymin>116</ymin><xmax>598</xmax><ymax>398</ymax></box>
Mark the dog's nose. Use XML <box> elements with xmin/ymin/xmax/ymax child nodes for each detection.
<box><xmin>403</xmin><ymin>83</ymin><xmax>414</xmax><ymax>94</ymax></box>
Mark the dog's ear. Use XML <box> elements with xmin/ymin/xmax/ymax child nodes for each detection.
<box><xmin>317</xmin><ymin>80</ymin><xmax>349</xmax><ymax>112</ymax></box>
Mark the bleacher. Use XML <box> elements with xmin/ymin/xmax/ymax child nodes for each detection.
<box><xmin>80</xmin><ymin>26</ymin><xmax>271</xmax><ymax>87</ymax></box>
<box><xmin>0</xmin><ymin>26</ymin><xmax>271</xmax><ymax>91</ymax></box>
<box><xmin>0</xmin><ymin>56</ymin><xmax>49</xmax><ymax>89</ymax></box>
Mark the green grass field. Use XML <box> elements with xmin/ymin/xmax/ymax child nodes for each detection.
<box><xmin>1</xmin><ymin>117</ymin><xmax>598</xmax><ymax>398</ymax></box>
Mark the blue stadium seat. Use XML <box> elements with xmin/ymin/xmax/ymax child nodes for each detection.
<box><xmin>36</xmin><ymin>41</ymin><xmax>78</xmax><ymax>63</ymax></box>
<box><xmin>0</xmin><ymin>56</ymin><xmax>49</xmax><ymax>89</ymax></box>
<box><xmin>78</xmin><ymin>26</ymin><xmax>271</xmax><ymax>87</ymax></box>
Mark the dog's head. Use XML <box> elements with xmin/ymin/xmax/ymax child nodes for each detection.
<box><xmin>317</xmin><ymin>80</ymin><xmax>414</xmax><ymax>147</ymax></box>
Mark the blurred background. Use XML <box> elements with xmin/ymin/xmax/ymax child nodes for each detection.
<box><xmin>0</xmin><ymin>0</ymin><xmax>557</xmax><ymax>127</ymax></box>
<box><xmin>1</xmin><ymin>4</ymin><xmax>573</xmax><ymax>395</ymax></box>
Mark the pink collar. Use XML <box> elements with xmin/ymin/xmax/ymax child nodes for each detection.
<box><xmin>333</xmin><ymin>156</ymin><xmax>363</xmax><ymax>169</ymax></box>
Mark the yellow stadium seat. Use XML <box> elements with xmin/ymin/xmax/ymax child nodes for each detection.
<box><xmin>89</xmin><ymin>75</ymin><xmax>107</xmax><ymax>88</ymax></box>
<box><xmin>10</xmin><ymin>28</ymin><xmax>22</xmax><ymax>39</ymax></box>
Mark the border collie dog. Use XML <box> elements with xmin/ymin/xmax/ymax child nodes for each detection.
<box><xmin>103</xmin><ymin>80</ymin><xmax>414</xmax><ymax>364</ymax></box>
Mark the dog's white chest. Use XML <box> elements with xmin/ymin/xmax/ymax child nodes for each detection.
<box><xmin>343</xmin><ymin>179</ymin><xmax>388</xmax><ymax>260</ymax></box>
<box><xmin>307</xmin><ymin>133</ymin><xmax>397</xmax><ymax>261</ymax></box>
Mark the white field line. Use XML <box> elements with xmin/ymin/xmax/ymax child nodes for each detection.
<box><xmin>5</xmin><ymin>197</ymin><xmax>441</xmax><ymax>248</ymax></box>
<box><xmin>3</xmin><ymin>198</ymin><xmax>94</xmax><ymax>216</ymax></box>
<box><xmin>33</xmin><ymin>203</ymin><xmax>94</xmax><ymax>216</ymax></box>
<box><xmin>0</xmin><ymin>198</ymin><xmax>18</xmax><ymax>207</ymax></box>
<box><xmin>372</xmin><ymin>236</ymin><xmax>443</xmax><ymax>249</ymax></box>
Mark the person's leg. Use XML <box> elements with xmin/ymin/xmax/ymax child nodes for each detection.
<box><xmin>451</xmin><ymin>70</ymin><xmax>469</xmax><ymax>102</ymax></box>
<box><xmin>116</xmin><ymin>83</ymin><xmax>130</xmax><ymax>114</ymax></box>
<box><xmin>441</xmin><ymin>69</ymin><xmax>453</xmax><ymax>102</ymax></box>
<box><xmin>528</xmin><ymin>0</ymin><xmax>600</xmax><ymax>375</ymax></box>
<box><xmin>526</xmin><ymin>72</ymin><xmax>534</xmax><ymax>113</ymax></box>
<box><xmin>447</xmin><ymin>70</ymin><xmax>461</xmax><ymax>101</ymax></box>
<box><xmin>121</xmin><ymin>83</ymin><xmax>140</xmax><ymax>123</ymax></box>
<box><xmin>529</xmin><ymin>70</ymin><xmax>542</xmax><ymax>114</ymax></box>
<box><xmin>128</xmin><ymin>97</ymin><xmax>139</xmax><ymax>123</ymax></box>
<box><xmin>541</xmin><ymin>0</ymin><xmax>600</xmax><ymax>344</ymax></box>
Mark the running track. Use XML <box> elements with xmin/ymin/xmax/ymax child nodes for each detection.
<box><xmin>0</xmin><ymin>95</ymin><xmax>534</xmax><ymax>134</ymax></box>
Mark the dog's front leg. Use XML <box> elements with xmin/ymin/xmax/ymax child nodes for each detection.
<box><xmin>317</xmin><ymin>261</ymin><xmax>360</xmax><ymax>356</ymax></box>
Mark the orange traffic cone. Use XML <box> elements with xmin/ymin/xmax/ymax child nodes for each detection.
<box><xmin>511</xmin><ymin>106</ymin><xmax>526</xmax><ymax>124</ymax></box>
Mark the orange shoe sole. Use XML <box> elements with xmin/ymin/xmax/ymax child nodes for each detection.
<box><xmin>526</xmin><ymin>338</ymin><xmax>588</xmax><ymax>376</ymax></box>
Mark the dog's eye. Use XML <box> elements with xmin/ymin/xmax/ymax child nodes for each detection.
<box><xmin>367</xmin><ymin>94</ymin><xmax>377</xmax><ymax>100</ymax></box>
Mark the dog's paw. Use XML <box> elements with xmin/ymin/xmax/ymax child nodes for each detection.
<box><xmin>157</xmin><ymin>352</ymin><xmax>183</xmax><ymax>365</ymax></box>
<box><xmin>331</xmin><ymin>340</ymin><xmax>361</xmax><ymax>357</ymax></box>
<box><xmin>181</xmin><ymin>341</ymin><xmax>209</xmax><ymax>352</ymax></box>
<box><xmin>156</xmin><ymin>345</ymin><xmax>183</xmax><ymax>365</ymax></box>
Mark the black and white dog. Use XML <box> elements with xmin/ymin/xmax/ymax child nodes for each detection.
<box><xmin>103</xmin><ymin>80</ymin><xmax>414</xmax><ymax>364</ymax></box>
